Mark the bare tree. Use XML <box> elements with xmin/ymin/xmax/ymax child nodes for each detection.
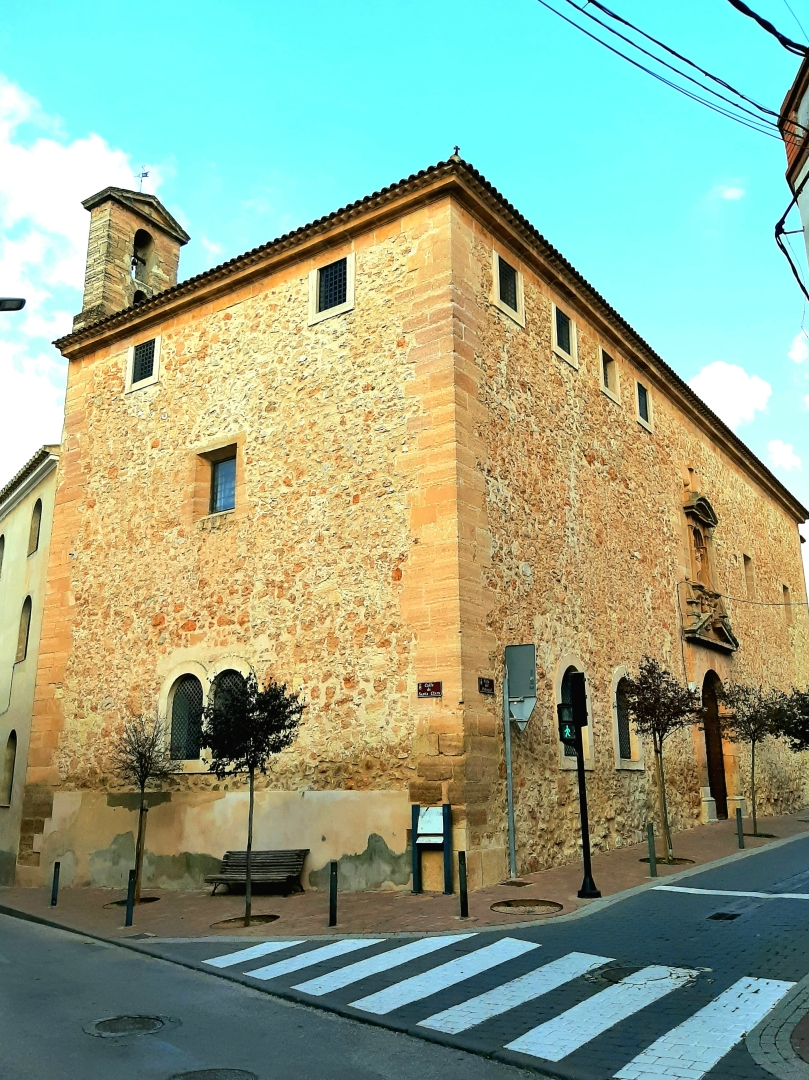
<box><xmin>720</xmin><ymin>683</ymin><xmax>787</xmax><ymax>837</ymax></box>
<box><xmin>202</xmin><ymin>674</ymin><xmax>303</xmax><ymax>927</ymax></box>
<box><xmin>109</xmin><ymin>714</ymin><xmax>178</xmax><ymax>903</ymax></box>
<box><xmin>621</xmin><ymin>655</ymin><xmax>702</xmax><ymax>863</ymax></box>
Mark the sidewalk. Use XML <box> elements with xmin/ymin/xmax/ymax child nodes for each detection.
<box><xmin>2</xmin><ymin>810</ymin><xmax>807</xmax><ymax>941</ymax></box>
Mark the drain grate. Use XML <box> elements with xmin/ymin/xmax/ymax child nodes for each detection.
<box><xmin>169</xmin><ymin>1072</ymin><xmax>258</xmax><ymax>1079</ymax></box>
<box><xmin>84</xmin><ymin>1015</ymin><xmax>166</xmax><ymax>1038</ymax></box>
<box><xmin>708</xmin><ymin>911</ymin><xmax>742</xmax><ymax>921</ymax></box>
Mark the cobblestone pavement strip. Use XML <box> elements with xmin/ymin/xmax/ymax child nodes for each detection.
<box><xmin>130</xmin><ymin>837</ymin><xmax>809</xmax><ymax>1080</ymax></box>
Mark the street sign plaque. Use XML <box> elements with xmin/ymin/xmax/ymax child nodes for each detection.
<box><xmin>478</xmin><ymin>677</ymin><xmax>495</xmax><ymax>696</ymax></box>
<box><xmin>417</xmin><ymin>681</ymin><xmax>443</xmax><ymax>698</ymax></box>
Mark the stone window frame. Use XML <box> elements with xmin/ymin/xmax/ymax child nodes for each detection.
<box><xmin>125</xmin><ymin>334</ymin><xmax>162</xmax><ymax>394</ymax></box>
<box><xmin>551</xmin><ymin>302</ymin><xmax>578</xmax><ymax>370</ymax></box>
<box><xmin>635</xmin><ymin>377</ymin><xmax>653</xmax><ymax>432</ymax></box>
<box><xmin>307</xmin><ymin>252</ymin><xmax>355</xmax><ymax>326</ymax></box>
<box><xmin>491</xmin><ymin>248</ymin><xmax>526</xmax><ymax>327</ymax></box>
<box><xmin>610</xmin><ymin>666</ymin><xmax>644</xmax><ymax>771</ymax></box>
<box><xmin>187</xmin><ymin>433</ymin><xmax>247</xmax><ymax>526</ymax></box>
<box><xmin>554</xmin><ymin>653</ymin><xmax>594</xmax><ymax>772</ymax></box>
<box><xmin>599</xmin><ymin>346</ymin><xmax>621</xmax><ymax>405</ymax></box>
<box><xmin>158</xmin><ymin>656</ymin><xmax>255</xmax><ymax>774</ymax></box>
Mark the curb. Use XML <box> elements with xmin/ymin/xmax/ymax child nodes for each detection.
<box><xmin>747</xmin><ymin>971</ymin><xmax>809</xmax><ymax>1080</ymax></box>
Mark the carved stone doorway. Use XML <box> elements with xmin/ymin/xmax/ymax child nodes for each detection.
<box><xmin>702</xmin><ymin>672</ymin><xmax>728</xmax><ymax>819</ymax></box>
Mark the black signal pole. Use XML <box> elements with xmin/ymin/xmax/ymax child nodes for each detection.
<box><xmin>558</xmin><ymin>671</ymin><xmax>600</xmax><ymax>900</ymax></box>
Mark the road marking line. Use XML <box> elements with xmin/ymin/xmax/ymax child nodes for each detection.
<box><xmin>247</xmin><ymin>938</ymin><xmax>383</xmax><ymax>981</ymax></box>
<box><xmin>418</xmin><ymin>951</ymin><xmax>612</xmax><ymax>1035</ymax></box>
<box><xmin>506</xmin><ymin>965</ymin><xmax>695</xmax><ymax>1062</ymax></box>
<box><xmin>293</xmin><ymin>934</ymin><xmax>475</xmax><ymax>996</ymax></box>
<box><xmin>614</xmin><ymin>976</ymin><xmax>795</xmax><ymax>1079</ymax></box>
<box><xmin>203</xmin><ymin>940</ymin><xmax>305</xmax><ymax>968</ymax></box>
<box><xmin>350</xmin><ymin>937</ymin><xmax>539</xmax><ymax>1016</ymax></box>
<box><xmin>655</xmin><ymin>886</ymin><xmax>809</xmax><ymax>900</ymax></box>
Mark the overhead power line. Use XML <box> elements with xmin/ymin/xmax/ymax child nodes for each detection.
<box><xmin>781</xmin><ymin>0</ymin><xmax>809</xmax><ymax>43</ymax></box>
<box><xmin>725</xmin><ymin>0</ymin><xmax>807</xmax><ymax>55</ymax></box>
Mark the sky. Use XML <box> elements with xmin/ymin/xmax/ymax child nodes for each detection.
<box><xmin>1</xmin><ymin>0</ymin><xmax>808</xmax><ymax>583</ymax></box>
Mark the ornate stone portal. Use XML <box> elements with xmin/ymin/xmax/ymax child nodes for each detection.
<box><xmin>681</xmin><ymin>496</ymin><xmax>740</xmax><ymax>653</ymax></box>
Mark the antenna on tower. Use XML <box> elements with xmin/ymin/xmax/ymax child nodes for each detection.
<box><xmin>136</xmin><ymin>166</ymin><xmax>150</xmax><ymax>193</ymax></box>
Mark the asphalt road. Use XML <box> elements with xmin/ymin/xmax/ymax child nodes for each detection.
<box><xmin>2</xmin><ymin>837</ymin><xmax>808</xmax><ymax>1080</ymax></box>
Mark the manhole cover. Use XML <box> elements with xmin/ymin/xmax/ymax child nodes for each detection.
<box><xmin>210</xmin><ymin>914</ymin><xmax>280</xmax><ymax>929</ymax></box>
<box><xmin>588</xmin><ymin>965</ymin><xmax>643</xmax><ymax>985</ymax></box>
<box><xmin>708</xmin><ymin>911</ymin><xmax>741</xmax><ymax>921</ymax></box>
<box><xmin>169</xmin><ymin>1072</ymin><xmax>258</xmax><ymax>1079</ymax></box>
<box><xmin>498</xmin><ymin>879</ymin><xmax>531</xmax><ymax>887</ymax></box>
<box><xmin>104</xmin><ymin>896</ymin><xmax>161</xmax><ymax>908</ymax></box>
<box><xmin>490</xmin><ymin>898</ymin><xmax>563</xmax><ymax>916</ymax></box>
<box><xmin>84</xmin><ymin>1015</ymin><xmax>165</xmax><ymax>1038</ymax></box>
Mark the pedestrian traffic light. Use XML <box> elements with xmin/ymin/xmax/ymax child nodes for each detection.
<box><xmin>570</xmin><ymin>671</ymin><xmax>588</xmax><ymax>728</ymax></box>
<box><xmin>557</xmin><ymin>709</ymin><xmax>577</xmax><ymax>750</ymax></box>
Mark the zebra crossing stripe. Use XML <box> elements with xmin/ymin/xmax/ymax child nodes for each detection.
<box><xmin>614</xmin><ymin>976</ymin><xmax>795</xmax><ymax>1080</ymax></box>
<box><xmin>655</xmin><ymin>885</ymin><xmax>809</xmax><ymax>901</ymax></box>
<box><xmin>293</xmin><ymin>934</ymin><xmax>476</xmax><ymax>996</ymax></box>
<box><xmin>350</xmin><ymin>937</ymin><xmax>539</xmax><ymax>1016</ymax></box>
<box><xmin>506</xmin><ymin>964</ymin><xmax>695</xmax><ymax>1062</ymax></box>
<box><xmin>203</xmin><ymin>940</ymin><xmax>305</xmax><ymax>968</ymax></box>
<box><xmin>418</xmin><ymin>951</ymin><xmax>613</xmax><ymax>1035</ymax></box>
<box><xmin>247</xmin><ymin>938</ymin><xmax>384</xmax><ymax>981</ymax></box>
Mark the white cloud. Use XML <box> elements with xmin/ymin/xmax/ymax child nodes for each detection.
<box><xmin>718</xmin><ymin>186</ymin><xmax>745</xmax><ymax>200</ymax></box>
<box><xmin>688</xmin><ymin>361</ymin><xmax>772</xmax><ymax>430</ymax></box>
<box><xmin>201</xmin><ymin>236</ymin><xmax>222</xmax><ymax>256</ymax></box>
<box><xmin>768</xmin><ymin>439</ymin><xmax>802</xmax><ymax>472</ymax></box>
<box><xmin>788</xmin><ymin>332</ymin><xmax>809</xmax><ymax>363</ymax></box>
<box><xmin>0</xmin><ymin>73</ymin><xmax>161</xmax><ymax>484</ymax></box>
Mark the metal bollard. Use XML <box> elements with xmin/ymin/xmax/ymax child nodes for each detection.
<box><xmin>50</xmin><ymin>861</ymin><xmax>60</xmax><ymax>907</ymax></box>
<box><xmin>647</xmin><ymin>822</ymin><xmax>657</xmax><ymax>878</ymax></box>
<box><xmin>736</xmin><ymin>807</ymin><xmax>745</xmax><ymax>849</ymax></box>
<box><xmin>458</xmin><ymin>851</ymin><xmax>469</xmax><ymax>919</ymax></box>
<box><xmin>124</xmin><ymin>868</ymin><xmax>136</xmax><ymax>927</ymax></box>
<box><xmin>328</xmin><ymin>860</ymin><xmax>338</xmax><ymax>927</ymax></box>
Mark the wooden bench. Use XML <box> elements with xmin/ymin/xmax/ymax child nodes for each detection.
<box><xmin>205</xmin><ymin>849</ymin><xmax>309</xmax><ymax>895</ymax></box>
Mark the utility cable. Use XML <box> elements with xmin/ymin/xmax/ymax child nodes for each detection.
<box><xmin>725</xmin><ymin>0</ymin><xmax>807</xmax><ymax>55</ymax></box>
<box><xmin>781</xmin><ymin>0</ymin><xmax>809</xmax><ymax>43</ymax></box>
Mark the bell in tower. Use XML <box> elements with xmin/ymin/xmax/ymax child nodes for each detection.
<box><xmin>73</xmin><ymin>187</ymin><xmax>190</xmax><ymax>331</ymax></box>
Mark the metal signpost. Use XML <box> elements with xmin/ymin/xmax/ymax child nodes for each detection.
<box><xmin>557</xmin><ymin>671</ymin><xmax>601</xmax><ymax>899</ymax></box>
<box><xmin>503</xmin><ymin>644</ymin><xmax>537</xmax><ymax>881</ymax></box>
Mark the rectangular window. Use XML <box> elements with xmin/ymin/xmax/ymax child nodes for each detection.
<box><xmin>132</xmin><ymin>339</ymin><xmax>156</xmax><ymax>384</ymax></box>
<box><xmin>601</xmin><ymin>350</ymin><xmax>615</xmax><ymax>392</ymax></box>
<box><xmin>555</xmin><ymin>308</ymin><xmax>571</xmax><ymax>355</ymax></box>
<box><xmin>784</xmin><ymin>585</ymin><xmax>793</xmax><ymax>624</ymax></box>
<box><xmin>743</xmin><ymin>554</ymin><xmax>755</xmax><ymax>599</ymax></box>
<box><xmin>498</xmin><ymin>257</ymin><xmax>518</xmax><ymax>312</ymax></box>
<box><xmin>318</xmin><ymin>258</ymin><xmax>348</xmax><ymax>313</ymax></box>
<box><xmin>637</xmin><ymin>382</ymin><xmax>650</xmax><ymax>425</ymax></box>
<box><xmin>210</xmin><ymin>456</ymin><xmax>237</xmax><ymax>514</ymax></box>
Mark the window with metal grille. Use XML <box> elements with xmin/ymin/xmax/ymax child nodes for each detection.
<box><xmin>16</xmin><ymin>597</ymin><xmax>32</xmax><ymax>663</ymax></box>
<box><xmin>637</xmin><ymin>382</ymin><xmax>650</xmax><ymax>424</ymax></box>
<box><xmin>210</xmin><ymin>456</ymin><xmax>236</xmax><ymax>514</ymax></box>
<box><xmin>498</xmin><ymin>257</ymin><xmax>518</xmax><ymax>312</ymax></box>
<box><xmin>318</xmin><ymin>258</ymin><xmax>348</xmax><ymax>312</ymax></box>
<box><xmin>28</xmin><ymin>499</ymin><xmax>42</xmax><ymax>556</ymax></box>
<box><xmin>212</xmin><ymin>669</ymin><xmax>246</xmax><ymax>710</ymax></box>
<box><xmin>561</xmin><ymin>666</ymin><xmax>578</xmax><ymax>757</ymax></box>
<box><xmin>616</xmin><ymin>678</ymin><xmax>633</xmax><ymax>760</ymax></box>
<box><xmin>602</xmin><ymin>351</ymin><xmax>615</xmax><ymax>392</ymax></box>
<box><xmin>170</xmin><ymin>675</ymin><xmax>204</xmax><ymax>760</ymax></box>
<box><xmin>555</xmin><ymin>308</ymin><xmax>572</xmax><ymax>355</ymax></box>
<box><xmin>132</xmin><ymin>339</ymin><xmax>156</xmax><ymax>384</ymax></box>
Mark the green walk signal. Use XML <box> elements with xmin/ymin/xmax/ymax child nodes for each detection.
<box><xmin>558</xmin><ymin>717</ymin><xmax>577</xmax><ymax>751</ymax></box>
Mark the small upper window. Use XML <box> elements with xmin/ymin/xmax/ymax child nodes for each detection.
<box><xmin>743</xmin><ymin>554</ymin><xmax>756</xmax><ymax>599</ymax></box>
<box><xmin>28</xmin><ymin>500</ymin><xmax>42</xmax><ymax>556</ymax></box>
<box><xmin>498</xmin><ymin>257</ymin><xmax>518</xmax><ymax>312</ymax></box>
<box><xmin>601</xmin><ymin>350</ymin><xmax>616</xmax><ymax>393</ymax></box>
<box><xmin>133</xmin><ymin>339</ymin><xmax>156</xmax><ymax>383</ymax></box>
<box><xmin>16</xmin><ymin>597</ymin><xmax>32</xmax><ymax>664</ymax></box>
<box><xmin>637</xmin><ymin>382</ymin><xmax>651</xmax><ymax>425</ymax></box>
<box><xmin>784</xmin><ymin>585</ymin><xmax>794</xmax><ymax>625</ymax></box>
<box><xmin>318</xmin><ymin>258</ymin><xmax>347</xmax><ymax>312</ymax></box>
<box><xmin>552</xmin><ymin>304</ymin><xmax>577</xmax><ymax>366</ymax></box>
<box><xmin>210</xmin><ymin>455</ymin><xmax>237</xmax><ymax>514</ymax></box>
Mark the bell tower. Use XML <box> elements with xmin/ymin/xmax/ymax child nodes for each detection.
<box><xmin>73</xmin><ymin>187</ymin><xmax>190</xmax><ymax>331</ymax></box>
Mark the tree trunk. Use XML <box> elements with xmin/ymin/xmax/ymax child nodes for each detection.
<box><xmin>655</xmin><ymin>738</ymin><xmax>674</xmax><ymax>863</ymax></box>
<box><xmin>245</xmin><ymin>767</ymin><xmax>254</xmax><ymax>927</ymax></box>
<box><xmin>134</xmin><ymin>792</ymin><xmax>148</xmax><ymax>904</ymax></box>
<box><xmin>751</xmin><ymin>738</ymin><xmax>758</xmax><ymax>836</ymax></box>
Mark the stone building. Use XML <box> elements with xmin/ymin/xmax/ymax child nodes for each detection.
<box><xmin>16</xmin><ymin>158</ymin><xmax>809</xmax><ymax>892</ymax></box>
<box><xmin>0</xmin><ymin>446</ymin><xmax>60</xmax><ymax>884</ymax></box>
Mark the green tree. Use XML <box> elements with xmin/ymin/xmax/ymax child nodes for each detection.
<box><xmin>719</xmin><ymin>683</ymin><xmax>787</xmax><ymax>837</ymax></box>
<box><xmin>202</xmin><ymin>673</ymin><xmax>303</xmax><ymax>926</ymax></box>
<box><xmin>621</xmin><ymin>656</ymin><xmax>702</xmax><ymax>864</ymax></box>
<box><xmin>780</xmin><ymin>687</ymin><xmax>809</xmax><ymax>753</ymax></box>
<box><xmin>109</xmin><ymin>714</ymin><xmax>178</xmax><ymax>903</ymax></box>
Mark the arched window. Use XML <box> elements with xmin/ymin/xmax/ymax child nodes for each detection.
<box><xmin>212</xmin><ymin>669</ymin><xmax>246</xmax><ymax>707</ymax></box>
<box><xmin>16</xmin><ymin>597</ymin><xmax>32</xmax><ymax>663</ymax></box>
<box><xmin>28</xmin><ymin>499</ymin><xmax>42</xmax><ymax>556</ymax></box>
<box><xmin>560</xmin><ymin>666</ymin><xmax>578</xmax><ymax>758</ymax></box>
<box><xmin>131</xmin><ymin>229</ymin><xmax>153</xmax><ymax>283</ymax></box>
<box><xmin>170</xmin><ymin>674</ymin><xmax>204</xmax><ymax>760</ymax></box>
<box><xmin>0</xmin><ymin>534</ymin><xmax>4</xmax><ymax>579</ymax></box>
<box><xmin>1</xmin><ymin>732</ymin><xmax>17</xmax><ymax>806</ymax></box>
<box><xmin>616</xmin><ymin>678</ymin><xmax>632</xmax><ymax>760</ymax></box>
<box><xmin>691</xmin><ymin>527</ymin><xmax>710</xmax><ymax>586</ymax></box>
<box><xmin>133</xmin><ymin>290</ymin><xmax>147</xmax><ymax>305</ymax></box>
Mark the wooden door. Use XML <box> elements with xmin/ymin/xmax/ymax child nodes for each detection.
<box><xmin>702</xmin><ymin>674</ymin><xmax>727</xmax><ymax>819</ymax></box>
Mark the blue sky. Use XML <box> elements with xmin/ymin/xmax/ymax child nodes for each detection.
<box><xmin>1</xmin><ymin>0</ymin><xmax>808</xmax><ymax>576</ymax></box>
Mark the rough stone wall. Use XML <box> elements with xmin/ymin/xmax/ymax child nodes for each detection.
<box><xmin>451</xmin><ymin>204</ymin><xmax>809</xmax><ymax>881</ymax></box>
<box><xmin>23</xmin><ymin>198</ymin><xmax>471</xmax><ymax>888</ymax></box>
